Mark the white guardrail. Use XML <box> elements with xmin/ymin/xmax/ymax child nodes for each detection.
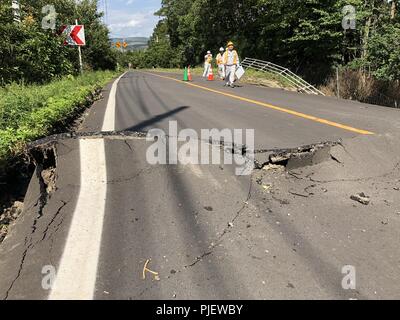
<box><xmin>241</xmin><ymin>57</ymin><xmax>325</xmax><ymax>96</ymax></box>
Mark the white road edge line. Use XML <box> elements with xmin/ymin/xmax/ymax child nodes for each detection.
<box><xmin>49</xmin><ymin>72</ymin><xmax>127</xmax><ymax>299</ymax></box>
<box><xmin>48</xmin><ymin>138</ymin><xmax>107</xmax><ymax>300</ymax></box>
<box><xmin>101</xmin><ymin>72</ymin><xmax>127</xmax><ymax>132</ymax></box>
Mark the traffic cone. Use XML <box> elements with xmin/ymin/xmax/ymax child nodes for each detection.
<box><xmin>183</xmin><ymin>67</ymin><xmax>189</xmax><ymax>81</ymax></box>
<box><xmin>188</xmin><ymin>66</ymin><xmax>193</xmax><ymax>81</ymax></box>
<box><xmin>207</xmin><ymin>66</ymin><xmax>214</xmax><ymax>81</ymax></box>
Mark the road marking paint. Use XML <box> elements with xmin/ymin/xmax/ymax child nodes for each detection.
<box><xmin>142</xmin><ymin>71</ymin><xmax>374</xmax><ymax>135</ymax></box>
<box><xmin>102</xmin><ymin>72</ymin><xmax>126</xmax><ymax>132</ymax></box>
<box><xmin>49</xmin><ymin>138</ymin><xmax>107</xmax><ymax>300</ymax></box>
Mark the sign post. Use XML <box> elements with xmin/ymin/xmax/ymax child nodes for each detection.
<box><xmin>60</xmin><ymin>22</ymin><xmax>86</xmax><ymax>74</ymax></box>
<box><xmin>75</xmin><ymin>19</ymin><xmax>83</xmax><ymax>74</ymax></box>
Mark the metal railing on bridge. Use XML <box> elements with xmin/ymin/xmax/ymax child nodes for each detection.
<box><xmin>241</xmin><ymin>58</ymin><xmax>325</xmax><ymax>96</ymax></box>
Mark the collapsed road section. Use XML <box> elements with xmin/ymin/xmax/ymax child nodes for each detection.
<box><xmin>0</xmin><ymin>131</ymin><xmax>400</xmax><ymax>299</ymax></box>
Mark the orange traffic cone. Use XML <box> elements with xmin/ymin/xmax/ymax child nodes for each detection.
<box><xmin>188</xmin><ymin>66</ymin><xmax>193</xmax><ymax>81</ymax></box>
<box><xmin>207</xmin><ymin>66</ymin><xmax>214</xmax><ymax>81</ymax></box>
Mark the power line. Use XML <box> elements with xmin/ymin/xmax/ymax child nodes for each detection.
<box><xmin>103</xmin><ymin>0</ymin><xmax>108</xmax><ymax>25</ymax></box>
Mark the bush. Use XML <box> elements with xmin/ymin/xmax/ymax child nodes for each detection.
<box><xmin>0</xmin><ymin>71</ymin><xmax>118</xmax><ymax>171</ymax></box>
<box><xmin>0</xmin><ymin>22</ymin><xmax>74</xmax><ymax>85</ymax></box>
<box><xmin>321</xmin><ymin>68</ymin><xmax>400</xmax><ymax>108</ymax></box>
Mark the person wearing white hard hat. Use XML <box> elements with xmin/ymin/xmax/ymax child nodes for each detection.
<box><xmin>223</xmin><ymin>41</ymin><xmax>240</xmax><ymax>88</ymax></box>
<box><xmin>216</xmin><ymin>47</ymin><xmax>226</xmax><ymax>80</ymax></box>
<box><xmin>203</xmin><ymin>51</ymin><xmax>213</xmax><ymax>78</ymax></box>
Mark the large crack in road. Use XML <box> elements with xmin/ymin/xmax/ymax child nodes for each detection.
<box><xmin>1</xmin><ymin>130</ymin><xmax>400</xmax><ymax>299</ymax></box>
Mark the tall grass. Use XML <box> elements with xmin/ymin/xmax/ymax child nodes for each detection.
<box><xmin>320</xmin><ymin>69</ymin><xmax>400</xmax><ymax>108</ymax></box>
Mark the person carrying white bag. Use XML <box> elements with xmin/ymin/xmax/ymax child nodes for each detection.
<box><xmin>223</xmin><ymin>41</ymin><xmax>243</xmax><ymax>88</ymax></box>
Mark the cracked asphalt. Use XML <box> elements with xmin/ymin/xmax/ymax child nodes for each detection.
<box><xmin>1</xmin><ymin>71</ymin><xmax>400</xmax><ymax>299</ymax></box>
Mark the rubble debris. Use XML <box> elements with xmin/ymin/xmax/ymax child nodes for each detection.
<box><xmin>381</xmin><ymin>219</ymin><xmax>389</xmax><ymax>225</ymax></box>
<box><xmin>0</xmin><ymin>201</ymin><xmax>24</xmax><ymax>243</ymax></box>
<box><xmin>254</xmin><ymin>141</ymin><xmax>339</xmax><ymax>170</ymax></box>
<box><xmin>289</xmin><ymin>190</ymin><xmax>309</xmax><ymax>198</ymax></box>
<box><xmin>265</xmin><ymin>141</ymin><xmax>338</xmax><ymax>170</ymax></box>
<box><xmin>1</xmin><ymin>201</ymin><xmax>24</xmax><ymax>222</ymax></box>
<box><xmin>270</xmin><ymin>154</ymin><xmax>290</xmax><ymax>164</ymax></box>
<box><xmin>142</xmin><ymin>259</ymin><xmax>160</xmax><ymax>281</ymax></box>
<box><xmin>287</xmin><ymin>282</ymin><xmax>295</xmax><ymax>289</ymax></box>
<box><xmin>262</xmin><ymin>184</ymin><xmax>272</xmax><ymax>192</ymax></box>
<box><xmin>41</xmin><ymin>168</ymin><xmax>57</xmax><ymax>194</ymax></box>
<box><xmin>263</xmin><ymin>164</ymin><xmax>285</xmax><ymax>171</ymax></box>
<box><xmin>350</xmin><ymin>193</ymin><xmax>371</xmax><ymax>205</ymax></box>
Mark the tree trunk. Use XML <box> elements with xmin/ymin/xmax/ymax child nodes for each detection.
<box><xmin>362</xmin><ymin>0</ymin><xmax>375</xmax><ymax>60</ymax></box>
<box><xmin>391</xmin><ymin>0</ymin><xmax>396</xmax><ymax>20</ymax></box>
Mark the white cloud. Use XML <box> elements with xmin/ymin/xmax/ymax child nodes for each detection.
<box><xmin>107</xmin><ymin>9</ymin><xmax>160</xmax><ymax>38</ymax></box>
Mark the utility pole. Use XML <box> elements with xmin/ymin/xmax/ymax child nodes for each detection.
<box><xmin>11</xmin><ymin>0</ymin><xmax>21</xmax><ymax>23</ymax></box>
<box><xmin>103</xmin><ymin>0</ymin><xmax>108</xmax><ymax>24</ymax></box>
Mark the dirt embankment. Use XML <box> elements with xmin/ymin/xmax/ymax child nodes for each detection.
<box><xmin>0</xmin><ymin>89</ymin><xmax>105</xmax><ymax>244</ymax></box>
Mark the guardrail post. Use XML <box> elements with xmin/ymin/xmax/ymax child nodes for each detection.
<box><xmin>336</xmin><ymin>67</ymin><xmax>340</xmax><ymax>99</ymax></box>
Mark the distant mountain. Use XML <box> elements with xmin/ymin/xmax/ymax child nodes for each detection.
<box><xmin>110</xmin><ymin>37</ymin><xmax>149</xmax><ymax>51</ymax></box>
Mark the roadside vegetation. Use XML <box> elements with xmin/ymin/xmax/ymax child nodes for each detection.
<box><xmin>0</xmin><ymin>1</ymin><xmax>117</xmax><ymax>85</ymax></box>
<box><xmin>0</xmin><ymin>1</ymin><xmax>120</xmax><ymax>171</ymax></box>
<box><xmin>0</xmin><ymin>71</ymin><xmax>118</xmax><ymax>243</ymax></box>
<box><xmin>0</xmin><ymin>1</ymin><xmax>120</xmax><ymax>214</ymax></box>
<box><xmin>0</xmin><ymin>71</ymin><xmax>117</xmax><ymax>172</ymax></box>
<box><xmin>237</xmin><ymin>69</ymin><xmax>296</xmax><ymax>90</ymax></box>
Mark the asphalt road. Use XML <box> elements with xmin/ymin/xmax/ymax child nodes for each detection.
<box><xmin>84</xmin><ymin>71</ymin><xmax>400</xmax><ymax>147</ymax></box>
<box><xmin>1</xmin><ymin>71</ymin><xmax>399</xmax><ymax>300</ymax></box>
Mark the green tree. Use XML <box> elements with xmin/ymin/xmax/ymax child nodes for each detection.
<box><xmin>147</xmin><ymin>0</ymin><xmax>399</xmax><ymax>83</ymax></box>
<box><xmin>367</xmin><ymin>22</ymin><xmax>400</xmax><ymax>80</ymax></box>
<box><xmin>0</xmin><ymin>0</ymin><xmax>116</xmax><ymax>85</ymax></box>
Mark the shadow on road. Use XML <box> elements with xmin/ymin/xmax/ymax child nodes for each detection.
<box><xmin>126</xmin><ymin>106</ymin><xmax>189</xmax><ymax>132</ymax></box>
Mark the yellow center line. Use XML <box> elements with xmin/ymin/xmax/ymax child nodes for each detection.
<box><xmin>140</xmin><ymin>71</ymin><xmax>374</xmax><ymax>135</ymax></box>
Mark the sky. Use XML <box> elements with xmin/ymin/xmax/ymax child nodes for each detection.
<box><xmin>98</xmin><ymin>0</ymin><xmax>162</xmax><ymax>38</ymax></box>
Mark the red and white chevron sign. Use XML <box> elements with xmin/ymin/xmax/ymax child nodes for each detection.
<box><xmin>60</xmin><ymin>25</ymin><xmax>86</xmax><ymax>46</ymax></box>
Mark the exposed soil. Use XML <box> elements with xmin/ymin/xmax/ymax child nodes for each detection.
<box><xmin>0</xmin><ymin>88</ymin><xmax>103</xmax><ymax>244</ymax></box>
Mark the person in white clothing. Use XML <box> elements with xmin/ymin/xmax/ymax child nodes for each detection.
<box><xmin>223</xmin><ymin>41</ymin><xmax>240</xmax><ymax>88</ymax></box>
<box><xmin>216</xmin><ymin>47</ymin><xmax>226</xmax><ymax>80</ymax></box>
<box><xmin>203</xmin><ymin>51</ymin><xmax>213</xmax><ymax>77</ymax></box>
